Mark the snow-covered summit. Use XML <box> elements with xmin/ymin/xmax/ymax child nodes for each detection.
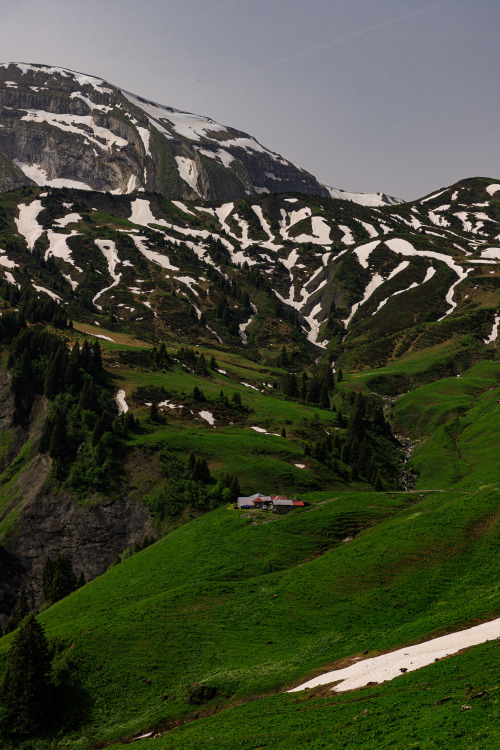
<box><xmin>324</xmin><ymin>185</ymin><xmax>402</xmax><ymax>207</ymax></box>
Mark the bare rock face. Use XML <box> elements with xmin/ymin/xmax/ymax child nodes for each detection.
<box><xmin>0</xmin><ymin>483</ymin><xmax>153</xmax><ymax>626</ymax></box>
<box><xmin>0</xmin><ymin>62</ymin><xmax>328</xmax><ymax>201</ymax></box>
<box><xmin>2</xmin><ymin>491</ymin><xmax>152</xmax><ymax>614</ymax></box>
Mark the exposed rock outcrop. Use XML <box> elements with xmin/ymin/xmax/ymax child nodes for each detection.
<box><xmin>0</xmin><ymin>62</ymin><xmax>328</xmax><ymax>201</ymax></box>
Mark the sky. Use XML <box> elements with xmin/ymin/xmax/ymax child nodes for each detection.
<box><xmin>0</xmin><ymin>0</ymin><xmax>498</xmax><ymax>200</ymax></box>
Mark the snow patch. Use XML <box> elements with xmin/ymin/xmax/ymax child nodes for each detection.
<box><xmin>15</xmin><ymin>200</ymin><xmax>44</xmax><ymax>250</ymax></box>
<box><xmin>174</xmin><ymin>156</ymin><xmax>199</xmax><ymax>194</ymax></box>
<box><xmin>289</xmin><ymin>617</ymin><xmax>500</xmax><ymax>694</ymax></box>
<box><xmin>116</xmin><ymin>390</ymin><xmax>129</xmax><ymax>415</ymax></box>
<box><xmin>486</xmin><ymin>184</ymin><xmax>500</xmax><ymax>197</ymax></box>
<box><xmin>484</xmin><ymin>315</ymin><xmax>500</xmax><ymax>345</ymax></box>
<box><xmin>199</xmin><ymin>410</ymin><xmax>215</xmax><ymax>426</ymax></box>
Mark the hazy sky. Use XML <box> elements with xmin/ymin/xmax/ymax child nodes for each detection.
<box><xmin>0</xmin><ymin>0</ymin><xmax>497</xmax><ymax>199</ymax></box>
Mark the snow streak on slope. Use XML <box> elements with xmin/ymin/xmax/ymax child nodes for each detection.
<box><xmin>251</xmin><ymin>205</ymin><xmax>282</xmax><ymax>250</ymax></box>
<box><xmin>354</xmin><ymin>240</ymin><xmax>381</xmax><ymax>268</ymax></box>
<box><xmin>374</xmin><ymin>266</ymin><xmax>435</xmax><ymax>314</ymax></box>
<box><xmin>484</xmin><ymin>315</ymin><xmax>500</xmax><ymax>345</ymax></box>
<box><xmin>338</xmin><ymin>225</ymin><xmax>355</xmax><ymax>245</ymax></box>
<box><xmin>19</xmin><ymin>109</ymin><xmax>128</xmax><ymax>151</ymax></box>
<box><xmin>131</xmin><ymin>235</ymin><xmax>178</xmax><ymax>271</ymax></box>
<box><xmin>343</xmin><ymin>273</ymin><xmax>385</xmax><ymax>327</ymax></box>
<box><xmin>175</xmin><ymin>157</ymin><xmax>199</xmax><ymax>194</ymax></box>
<box><xmin>384</xmin><ymin>238</ymin><xmax>470</xmax><ymax>320</ymax></box>
<box><xmin>15</xmin><ymin>200</ymin><xmax>44</xmax><ymax>249</ymax></box>
<box><xmin>289</xmin><ymin>617</ymin><xmax>500</xmax><ymax>694</ymax></box>
<box><xmin>92</xmin><ymin>240</ymin><xmax>122</xmax><ymax>308</ymax></box>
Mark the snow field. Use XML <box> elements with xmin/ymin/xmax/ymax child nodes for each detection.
<box><xmin>19</xmin><ymin>109</ymin><xmax>128</xmax><ymax>151</ymax></box>
<box><xmin>288</xmin><ymin>617</ymin><xmax>500</xmax><ymax>694</ymax></box>
<box><xmin>338</xmin><ymin>225</ymin><xmax>355</xmax><ymax>245</ymax></box>
<box><xmin>14</xmin><ymin>162</ymin><xmax>92</xmax><ymax>190</ymax></box>
<box><xmin>46</xmin><ymin>230</ymin><xmax>79</xmax><ymax>266</ymax></box>
<box><xmin>0</xmin><ymin>253</ymin><xmax>16</xmax><ymax>269</ymax></box>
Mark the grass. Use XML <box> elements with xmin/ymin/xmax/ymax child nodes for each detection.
<box><xmin>390</xmin><ymin>361</ymin><xmax>500</xmax><ymax>489</ymax></box>
<box><xmin>112</xmin><ymin>637</ymin><xmax>500</xmax><ymax>749</ymax></box>
<box><xmin>0</xmin><ymin>484</ymin><xmax>498</xmax><ymax>747</ymax></box>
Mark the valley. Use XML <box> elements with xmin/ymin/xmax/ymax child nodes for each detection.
<box><xmin>0</xmin><ymin>64</ymin><xmax>497</xmax><ymax>750</ymax></box>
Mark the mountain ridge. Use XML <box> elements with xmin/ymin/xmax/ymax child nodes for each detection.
<box><xmin>0</xmin><ymin>62</ymin><xmax>401</xmax><ymax>205</ymax></box>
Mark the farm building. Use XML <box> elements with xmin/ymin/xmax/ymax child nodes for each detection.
<box><xmin>236</xmin><ymin>494</ymin><xmax>298</xmax><ymax>513</ymax></box>
<box><xmin>272</xmin><ymin>498</ymin><xmax>294</xmax><ymax>514</ymax></box>
<box><xmin>237</xmin><ymin>493</ymin><xmax>271</xmax><ymax>509</ymax></box>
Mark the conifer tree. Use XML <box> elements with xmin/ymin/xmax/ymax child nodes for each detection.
<box><xmin>49</xmin><ymin>409</ymin><xmax>67</xmax><ymax>461</ymax></box>
<box><xmin>0</xmin><ymin>612</ymin><xmax>52</xmax><ymax>732</ymax></box>
<box><xmin>4</xmin><ymin>586</ymin><xmax>29</xmax><ymax>634</ymax></box>
<box><xmin>319</xmin><ymin>383</ymin><xmax>330</xmax><ymax>410</ymax></box>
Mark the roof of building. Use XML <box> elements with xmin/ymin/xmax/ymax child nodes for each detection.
<box><xmin>273</xmin><ymin>498</ymin><xmax>294</xmax><ymax>506</ymax></box>
<box><xmin>293</xmin><ymin>501</ymin><xmax>305</xmax><ymax>507</ymax></box>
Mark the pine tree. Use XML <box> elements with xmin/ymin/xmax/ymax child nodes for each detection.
<box><xmin>49</xmin><ymin>409</ymin><xmax>67</xmax><ymax>461</ymax></box>
<box><xmin>281</xmin><ymin>426</ymin><xmax>287</xmax><ymax>438</ymax></box>
<box><xmin>279</xmin><ymin>345</ymin><xmax>288</xmax><ymax>368</ymax></box>
<box><xmin>44</xmin><ymin>346</ymin><xmax>64</xmax><ymax>399</ymax></box>
<box><xmin>319</xmin><ymin>383</ymin><xmax>330</xmax><ymax>410</ymax></box>
<box><xmin>91</xmin><ymin>340</ymin><xmax>103</xmax><ymax>374</ymax></box>
<box><xmin>0</xmin><ymin>612</ymin><xmax>52</xmax><ymax>732</ymax></box>
<box><xmin>4</xmin><ymin>586</ymin><xmax>29</xmax><ymax>634</ymax></box>
<box><xmin>42</xmin><ymin>554</ymin><xmax>77</xmax><ymax>604</ymax></box>
<box><xmin>209</xmin><ymin>355</ymin><xmax>216</xmax><ymax>370</ymax></box>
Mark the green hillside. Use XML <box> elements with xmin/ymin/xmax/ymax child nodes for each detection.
<box><xmin>0</xmin><ymin>479</ymin><xmax>498</xmax><ymax>748</ymax></box>
<box><xmin>0</xmin><ymin>177</ymin><xmax>498</xmax><ymax>748</ymax></box>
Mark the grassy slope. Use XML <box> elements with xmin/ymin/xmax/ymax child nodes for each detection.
<box><xmin>116</xmin><ymin>638</ymin><xmax>500</xmax><ymax>750</ymax></box>
<box><xmin>0</xmin><ymin>483</ymin><xmax>497</xmax><ymax>747</ymax></box>
<box><xmin>391</xmin><ymin>361</ymin><xmax>500</xmax><ymax>488</ymax></box>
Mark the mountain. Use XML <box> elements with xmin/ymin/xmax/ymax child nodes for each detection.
<box><xmin>0</xmin><ymin>62</ymin><xmax>403</xmax><ymax>206</ymax></box>
<box><xmin>0</xmin><ymin>65</ymin><xmax>499</xmax><ymax>750</ymax></box>
<box><xmin>0</xmin><ymin>62</ymin><xmax>334</xmax><ymax>201</ymax></box>
<box><xmin>0</xmin><ymin>175</ymin><xmax>498</xmax><ymax>364</ymax></box>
